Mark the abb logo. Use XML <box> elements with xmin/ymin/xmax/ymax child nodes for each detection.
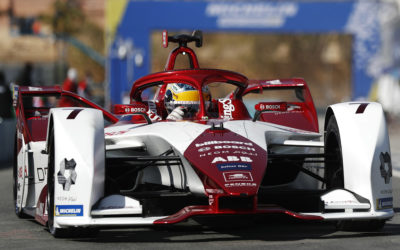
<box><xmin>211</xmin><ymin>156</ymin><xmax>252</xmax><ymax>163</ymax></box>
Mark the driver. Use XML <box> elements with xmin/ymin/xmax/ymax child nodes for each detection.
<box><xmin>165</xmin><ymin>83</ymin><xmax>210</xmax><ymax>120</ymax></box>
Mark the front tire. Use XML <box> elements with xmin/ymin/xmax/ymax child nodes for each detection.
<box><xmin>324</xmin><ymin>115</ymin><xmax>344</xmax><ymax>189</ymax></box>
<box><xmin>47</xmin><ymin>130</ymin><xmax>71</xmax><ymax>238</ymax></box>
<box><xmin>46</xmin><ymin>129</ymin><xmax>98</xmax><ymax>238</ymax></box>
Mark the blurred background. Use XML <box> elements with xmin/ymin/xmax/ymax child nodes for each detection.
<box><xmin>2</xmin><ymin>0</ymin><xmax>400</xmax><ymax>163</ymax></box>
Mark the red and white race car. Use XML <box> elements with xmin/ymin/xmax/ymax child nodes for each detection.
<box><xmin>13</xmin><ymin>31</ymin><xmax>393</xmax><ymax>237</ymax></box>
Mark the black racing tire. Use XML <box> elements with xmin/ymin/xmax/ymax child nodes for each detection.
<box><xmin>13</xmin><ymin>132</ymin><xmax>29</xmax><ymax>218</ymax></box>
<box><xmin>47</xmin><ymin>129</ymin><xmax>72</xmax><ymax>238</ymax></box>
<box><xmin>324</xmin><ymin>115</ymin><xmax>344</xmax><ymax>189</ymax></box>
<box><xmin>325</xmin><ymin>115</ymin><xmax>386</xmax><ymax>231</ymax></box>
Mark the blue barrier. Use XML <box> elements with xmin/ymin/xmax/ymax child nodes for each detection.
<box><xmin>108</xmin><ymin>0</ymin><xmax>393</xmax><ymax>105</ymax></box>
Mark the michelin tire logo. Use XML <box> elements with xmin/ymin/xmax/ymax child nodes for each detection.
<box><xmin>55</xmin><ymin>205</ymin><xmax>83</xmax><ymax>216</ymax></box>
<box><xmin>377</xmin><ymin>197</ymin><xmax>393</xmax><ymax>210</ymax></box>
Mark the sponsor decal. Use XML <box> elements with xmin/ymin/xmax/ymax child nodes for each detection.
<box><xmin>56</xmin><ymin>196</ymin><xmax>78</xmax><ymax>202</ymax></box>
<box><xmin>260</xmin><ymin>104</ymin><xmax>283</xmax><ymax>110</ymax></box>
<box><xmin>66</xmin><ymin>109</ymin><xmax>83</xmax><ymax>119</ymax></box>
<box><xmin>232</xmin><ymin>150</ymin><xmax>257</xmax><ymax>156</ymax></box>
<box><xmin>146</xmin><ymin>109</ymin><xmax>162</xmax><ymax>122</ymax></box>
<box><xmin>105</xmin><ymin>130</ymin><xmax>128</xmax><ymax>136</ymax></box>
<box><xmin>380</xmin><ymin>189</ymin><xmax>393</xmax><ymax>195</ymax></box>
<box><xmin>58</xmin><ymin>158</ymin><xmax>77</xmax><ymax>191</ymax></box>
<box><xmin>37</xmin><ymin>167</ymin><xmax>47</xmax><ymax>182</ymax></box>
<box><xmin>126</xmin><ymin>107</ymin><xmax>147</xmax><ymax>113</ymax></box>
<box><xmin>287</xmin><ymin>105</ymin><xmax>301</xmax><ymax>111</ymax></box>
<box><xmin>212</xmin><ymin>156</ymin><xmax>253</xmax><ymax>163</ymax></box>
<box><xmin>198</xmin><ymin>145</ymin><xmax>255</xmax><ymax>153</ymax></box>
<box><xmin>223</xmin><ymin>171</ymin><xmax>253</xmax><ymax>182</ymax></box>
<box><xmin>379</xmin><ymin>152</ymin><xmax>392</xmax><ymax>184</ymax></box>
<box><xmin>224</xmin><ymin>182</ymin><xmax>257</xmax><ymax>187</ymax></box>
<box><xmin>214</xmin><ymin>145</ymin><xmax>255</xmax><ymax>151</ymax></box>
<box><xmin>55</xmin><ymin>205</ymin><xmax>83</xmax><ymax>216</ymax></box>
<box><xmin>198</xmin><ymin>147</ymin><xmax>211</xmax><ymax>152</ymax></box>
<box><xmin>200</xmin><ymin>151</ymin><xmax>230</xmax><ymax>158</ymax></box>
<box><xmin>28</xmin><ymin>87</ymin><xmax>43</xmax><ymax>91</ymax></box>
<box><xmin>219</xmin><ymin>99</ymin><xmax>235</xmax><ymax>119</ymax></box>
<box><xmin>376</xmin><ymin>197</ymin><xmax>393</xmax><ymax>210</ymax></box>
<box><xmin>195</xmin><ymin>140</ymin><xmax>253</xmax><ymax>147</ymax></box>
<box><xmin>147</xmin><ymin>100</ymin><xmax>158</xmax><ymax>113</ymax></box>
<box><xmin>18</xmin><ymin>167</ymin><xmax>23</xmax><ymax>178</ymax></box>
<box><xmin>325</xmin><ymin>200</ymin><xmax>360</xmax><ymax>205</ymax></box>
<box><xmin>12</xmin><ymin>85</ymin><xmax>19</xmax><ymax>106</ymax></box>
<box><xmin>355</xmin><ymin>103</ymin><xmax>369</xmax><ymax>114</ymax></box>
<box><xmin>209</xmin><ymin>195</ymin><xmax>215</xmax><ymax>205</ymax></box>
<box><xmin>206</xmin><ymin>2</ymin><xmax>298</xmax><ymax>28</ymax></box>
<box><xmin>269</xmin><ymin>80</ymin><xmax>282</xmax><ymax>85</ymax></box>
<box><xmin>217</xmin><ymin>162</ymin><xmax>252</xmax><ymax>171</ymax></box>
<box><xmin>205</xmin><ymin>189</ymin><xmax>224</xmax><ymax>194</ymax></box>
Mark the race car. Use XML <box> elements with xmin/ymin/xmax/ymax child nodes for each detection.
<box><xmin>12</xmin><ymin>30</ymin><xmax>394</xmax><ymax>237</ymax></box>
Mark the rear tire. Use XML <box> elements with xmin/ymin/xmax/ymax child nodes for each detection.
<box><xmin>13</xmin><ymin>132</ymin><xmax>29</xmax><ymax>218</ymax></box>
<box><xmin>325</xmin><ymin>115</ymin><xmax>386</xmax><ymax>231</ymax></box>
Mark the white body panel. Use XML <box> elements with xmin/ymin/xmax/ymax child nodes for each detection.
<box><xmin>328</xmin><ymin>102</ymin><xmax>393</xmax><ymax>215</ymax></box>
<box><xmin>49</xmin><ymin>108</ymin><xmax>105</xmax><ymax>229</ymax></box>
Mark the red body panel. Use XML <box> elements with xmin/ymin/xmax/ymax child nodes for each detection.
<box><xmin>245</xmin><ymin>79</ymin><xmax>319</xmax><ymax>132</ymax></box>
<box><xmin>14</xmin><ymin>86</ymin><xmax>118</xmax><ymax>144</ymax></box>
<box><xmin>154</xmin><ymin>205</ymin><xmax>323</xmax><ymax>224</ymax></box>
<box><xmin>184</xmin><ymin>128</ymin><xmax>267</xmax><ymax>196</ymax></box>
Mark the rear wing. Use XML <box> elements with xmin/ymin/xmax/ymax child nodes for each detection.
<box><xmin>12</xmin><ymin>85</ymin><xmax>63</xmax><ymax>108</ymax></box>
<box><xmin>13</xmin><ymin>85</ymin><xmax>118</xmax><ymax>143</ymax></box>
<box><xmin>243</xmin><ymin>78</ymin><xmax>318</xmax><ymax>132</ymax></box>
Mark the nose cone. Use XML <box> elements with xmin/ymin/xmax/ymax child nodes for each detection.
<box><xmin>184</xmin><ymin>128</ymin><xmax>267</xmax><ymax>195</ymax></box>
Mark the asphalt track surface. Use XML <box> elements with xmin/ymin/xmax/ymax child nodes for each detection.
<box><xmin>1</xmin><ymin>124</ymin><xmax>400</xmax><ymax>249</ymax></box>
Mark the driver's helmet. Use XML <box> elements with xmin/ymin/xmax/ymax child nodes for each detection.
<box><xmin>164</xmin><ymin>83</ymin><xmax>211</xmax><ymax>117</ymax></box>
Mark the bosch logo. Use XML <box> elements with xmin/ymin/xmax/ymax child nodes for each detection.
<box><xmin>125</xmin><ymin>107</ymin><xmax>146</xmax><ymax>113</ymax></box>
<box><xmin>198</xmin><ymin>147</ymin><xmax>211</xmax><ymax>152</ymax></box>
<box><xmin>260</xmin><ymin>104</ymin><xmax>282</xmax><ymax>110</ymax></box>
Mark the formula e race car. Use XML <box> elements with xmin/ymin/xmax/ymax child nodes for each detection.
<box><xmin>13</xmin><ymin>31</ymin><xmax>394</xmax><ymax>237</ymax></box>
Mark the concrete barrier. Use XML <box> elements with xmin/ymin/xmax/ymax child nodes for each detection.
<box><xmin>0</xmin><ymin>118</ymin><xmax>15</xmax><ymax>164</ymax></box>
